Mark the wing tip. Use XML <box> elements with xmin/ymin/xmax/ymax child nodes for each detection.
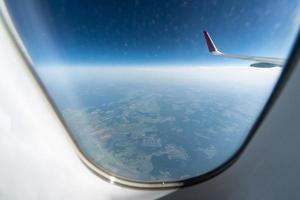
<box><xmin>203</xmin><ymin>31</ymin><xmax>218</xmax><ymax>53</ymax></box>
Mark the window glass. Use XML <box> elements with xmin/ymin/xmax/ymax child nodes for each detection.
<box><xmin>5</xmin><ymin>0</ymin><xmax>300</xmax><ymax>186</ymax></box>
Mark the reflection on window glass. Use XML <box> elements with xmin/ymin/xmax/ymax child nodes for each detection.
<box><xmin>5</xmin><ymin>0</ymin><xmax>300</xmax><ymax>185</ymax></box>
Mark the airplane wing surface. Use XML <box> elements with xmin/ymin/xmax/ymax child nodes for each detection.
<box><xmin>203</xmin><ymin>31</ymin><xmax>284</xmax><ymax>67</ymax></box>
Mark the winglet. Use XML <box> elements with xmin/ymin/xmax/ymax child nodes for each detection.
<box><xmin>203</xmin><ymin>31</ymin><xmax>220</xmax><ymax>54</ymax></box>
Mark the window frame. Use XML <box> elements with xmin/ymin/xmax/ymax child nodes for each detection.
<box><xmin>1</xmin><ymin>0</ymin><xmax>299</xmax><ymax>189</ymax></box>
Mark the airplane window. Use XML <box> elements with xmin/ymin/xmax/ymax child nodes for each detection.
<box><xmin>3</xmin><ymin>0</ymin><xmax>300</xmax><ymax>188</ymax></box>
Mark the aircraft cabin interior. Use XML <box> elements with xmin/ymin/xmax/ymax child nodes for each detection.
<box><xmin>0</xmin><ymin>0</ymin><xmax>300</xmax><ymax>199</ymax></box>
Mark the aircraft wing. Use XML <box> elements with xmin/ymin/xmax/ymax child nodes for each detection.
<box><xmin>203</xmin><ymin>31</ymin><xmax>285</xmax><ymax>67</ymax></box>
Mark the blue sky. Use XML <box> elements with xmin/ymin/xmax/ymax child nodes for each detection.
<box><xmin>6</xmin><ymin>0</ymin><xmax>300</xmax><ymax>67</ymax></box>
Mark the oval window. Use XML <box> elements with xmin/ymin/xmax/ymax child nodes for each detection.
<box><xmin>3</xmin><ymin>0</ymin><xmax>300</xmax><ymax>188</ymax></box>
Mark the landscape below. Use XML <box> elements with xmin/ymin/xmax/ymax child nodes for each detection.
<box><xmin>37</xmin><ymin>66</ymin><xmax>280</xmax><ymax>182</ymax></box>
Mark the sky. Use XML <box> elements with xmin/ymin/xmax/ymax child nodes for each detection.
<box><xmin>6</xmin><ymin>0</ymin><xmax>300</xmax><ymax>67</ymax></box>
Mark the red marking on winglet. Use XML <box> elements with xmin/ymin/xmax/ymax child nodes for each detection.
<box><xmin>203</xmin><ymin>31</ymin><xmax>217</xmax><ymax>52</ymax></box>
